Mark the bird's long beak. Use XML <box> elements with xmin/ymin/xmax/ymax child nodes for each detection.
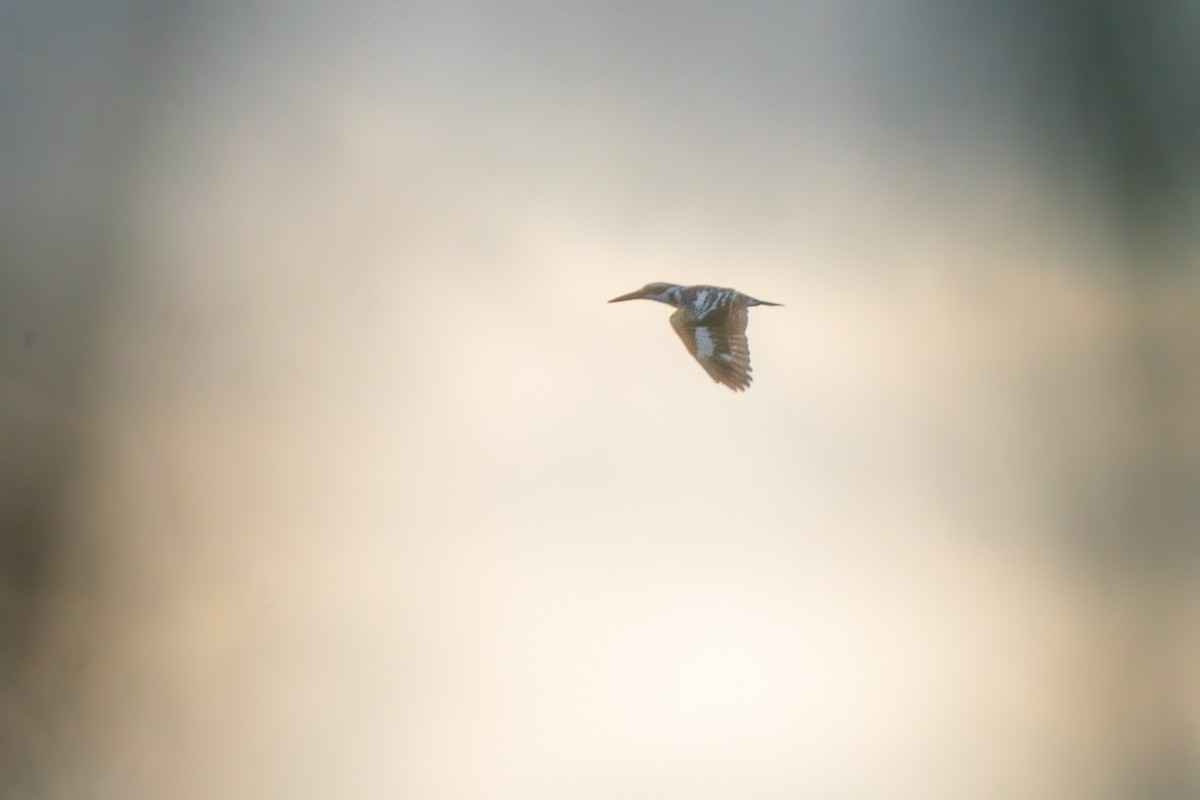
<box><xmin>608</xmin><ymin>288</ymin><xmax>646</xmax><ymax>303</ymax></box>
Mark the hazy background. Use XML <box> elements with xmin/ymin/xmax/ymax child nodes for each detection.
<box><xmin>2</xmin><ymin>2</ymin><xmax>1197</xmax><ymax>798</ymax></box>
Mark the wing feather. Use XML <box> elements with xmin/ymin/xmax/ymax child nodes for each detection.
<box><xmin>670</xmin><ymin>300</ymin><xmax>754</xmax><ymax>391</ymax></box>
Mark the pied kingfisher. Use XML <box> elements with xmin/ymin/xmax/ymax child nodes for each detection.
<box><xmin>609</xmin><ymin>282</ymin><xmax>781</xmax><ymax>391</ymax></box>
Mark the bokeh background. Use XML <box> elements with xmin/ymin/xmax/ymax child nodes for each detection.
<box><xmin>2</xmin><ymin>2</ymin><xmax>1198</xmax><ymax>798</ymax></box>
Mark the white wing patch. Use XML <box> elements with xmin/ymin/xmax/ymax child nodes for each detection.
<box><xmin>694</xmin><ymin>326</ymin><xmax>716</xmax><ymax>357</ymax></box>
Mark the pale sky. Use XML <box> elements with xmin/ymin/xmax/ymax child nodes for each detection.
<box><xmin>3</xmin><ymin>3</ymin><xmax>1198</xmax><ymax>799</ymax></box>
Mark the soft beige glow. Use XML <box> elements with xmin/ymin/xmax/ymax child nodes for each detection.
<box><xmin>8</xmin><ymin>4</ymin><xmax>1196</xmax><ymax>799</ymax></box>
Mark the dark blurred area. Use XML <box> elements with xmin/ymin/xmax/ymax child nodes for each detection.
<box><xmin>1</xmin><ymin>2</ymin><xmax>1196</xmax><ymax>798</ymax></box>
<box><xmin>2</xmin><ymin>1</ymin><xmax>142</xmax><ymax>792</ymax></box>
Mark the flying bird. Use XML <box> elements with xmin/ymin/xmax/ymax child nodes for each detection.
<box><xmin>609</xmin><ymin>282</ymin><xmax>781</xmax><ymax>391</ymax></box>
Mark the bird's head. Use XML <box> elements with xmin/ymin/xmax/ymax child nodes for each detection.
<box><xmin>608</xmin><ymin>282</ymin><xmax>681</xmax><ymax>305</ymax></box>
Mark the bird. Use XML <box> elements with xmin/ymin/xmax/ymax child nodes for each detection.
<box><xmin>609</xmin><ymin>282</ymin><xmax>781</xmax><ymax>391</ymax></box>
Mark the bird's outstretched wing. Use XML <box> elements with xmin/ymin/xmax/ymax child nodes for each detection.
<box><xmin>670</xmin><ymin>299</ymin><xmax>753</xmax><ymax>391</ymax></box>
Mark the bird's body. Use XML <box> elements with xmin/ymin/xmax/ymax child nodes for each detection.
<box><xmin>609</xmin><ymin>282</ymin><xmax>781</xmax><ymax>391</ymax></box>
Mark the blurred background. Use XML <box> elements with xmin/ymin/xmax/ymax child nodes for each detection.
<box><xmin>1</xmin><ymin>2</ymin><xmax>1197</xmax><ymax>798</ymax></box>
